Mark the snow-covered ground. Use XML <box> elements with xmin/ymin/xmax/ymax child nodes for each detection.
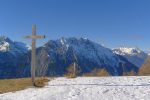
<box><xmin>0</xmin><ymin>76</ymin><xmax>150</xmax><ymax>100</ymax></box>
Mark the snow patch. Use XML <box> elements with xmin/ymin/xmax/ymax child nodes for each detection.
<box><xmin>60</xmin><ymin>37</ymin><xmax>66</xmax><ymax>45</ymax></box>
<box><xmin>113</xmin><ymin>47</ymin><xmax>141</xmax><ymax>55</ymax></box>
<box><xmin>0</xmin><ymin>42</ymin><xmax>10</xmax><ymax>52</ymax></box>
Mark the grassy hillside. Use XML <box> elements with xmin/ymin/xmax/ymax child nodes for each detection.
<box><xmin>0</xmin><ymin>77</ymin><xmax>49</xmax><ymax>94</ymax></box>
<box><xmin>139</xmin><ymin>55</ymin><xmax>150</xmax><ymax>75</ymax></box>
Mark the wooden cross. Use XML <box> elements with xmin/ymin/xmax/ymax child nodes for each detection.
<box><xmin>23</xmin><ymin>25</ymin><xmax>45</xmax><ymax>86</ymax></box>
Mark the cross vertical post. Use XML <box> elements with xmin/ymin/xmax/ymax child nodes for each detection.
<box><xmin>23</xmin><ymin>25</ymin><xmax>45</xmax><ymax>86</ymax></box>
<box><xmin>31</xmin><ymin>25</ymin><xmax>36</xmax><ymax>85</ymax></box>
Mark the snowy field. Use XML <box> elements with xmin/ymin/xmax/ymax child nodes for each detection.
<box><xmin>0</xmin><ymin>76</ymin><xmax>150</xmax><ymax>100</ymax></box>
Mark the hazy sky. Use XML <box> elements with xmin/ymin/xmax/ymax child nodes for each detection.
<box><xmin>0</xmin><ymin>0</ymin><xmax>150</xmax><ymax>51</ymax></box>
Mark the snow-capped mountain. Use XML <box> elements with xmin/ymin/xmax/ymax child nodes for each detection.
<box><xmin>0</xmin><ymin>36</ymin><xmax>30</xmax><ymax>54</ymax></box>
<box><xmin>33</xmin><ymin>37</ymin><xmax>138</xmax><ymax>77</ymax></box>
<box><xmin>0</xmin><ymin>36</ymin><xmax>30</xmax><ymax>78</ymax></box>
<box><xmin>0</xmin><ymin>37</ymin><xmax>139</xmax><ymax>78</ymax></box>
<box><xmin>113</xmin><ymin>47</ymin><xmax>148</xmax><ymax>68</ymax></box>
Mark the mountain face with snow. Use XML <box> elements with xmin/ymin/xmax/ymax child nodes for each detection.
<box><xmin>0</xmin><ymin>36</ymin><xmax>30</xmax><ymax>78</ymax></box>
<box><xmin>113</xmin><ymin>47</ymin><xmax>148</xmax><ymax>68</ymax></box>
<box><xmin>0</xmin><ymin>36</ymin><xmax>30</xmax><ymax>53</ymax></box>
<box><xmin>0</xmin><ymin>37</ymin><xmax>139</xmax><ymax>78</ymax></box>
<box><xmin>30</xmin><ymin>37</ymin><xmax>138</xmax><ymax>77</ymax></box>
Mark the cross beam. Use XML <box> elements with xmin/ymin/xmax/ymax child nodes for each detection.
<box><xmin>23</xmin><ymin>25</ymin><xmax>45</xmax><ymax>86</ymax></box>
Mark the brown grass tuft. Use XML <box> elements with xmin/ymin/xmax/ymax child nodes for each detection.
<box><xmin>83</xmin><ymin>68</ymin><xmax>109</xmax><ymax>77</ymax></box>
<box><xmin>139</xmin><ymin>56</ymin><xmax>150</xmax><ymax>76</ymax></box>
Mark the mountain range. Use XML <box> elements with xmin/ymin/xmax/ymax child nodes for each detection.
<box><xmin>0</xmin><ymin>36</ymin><xmax>148</xmax><ymax>79</ymax></box>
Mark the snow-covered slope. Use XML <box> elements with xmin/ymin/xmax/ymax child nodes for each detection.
<box><xmin>113</xmin><ymin>47</ymin><xmax>148</xmax><ymax>68</ymax></box>
<box><xmin>0</xmin><ymin>76</ymin><xmax>150</xmax><ymax>100</ymax></box>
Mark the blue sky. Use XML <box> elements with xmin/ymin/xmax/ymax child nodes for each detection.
<box><xmin>0</xmin><ymin>0</ymin><xmax>150</xmax><ymax>51</ymax></box>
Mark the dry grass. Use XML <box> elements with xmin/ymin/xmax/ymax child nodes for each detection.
<box><xmin>83</xmin><ymin>68</ymin><xmax>109</xmax><ymax>77</ymax></box>
<box><xmin>64</xmin><ymin>73</ymin><xmax>77</xmax><ymax>78</ymax></box>
<box><xmin>139</xmin><ymin>56</ymin><xmax>150</xmax><ymax>76</ymax></box>
<box><xmin>65</xmin><ymin>63</ymin><xmax>77</xmax><ymax>78</ymax></box>
<box><xmin>0</xmin><ymin>77</ymin><xmax>49</xmax><ymax>94</ymax></box>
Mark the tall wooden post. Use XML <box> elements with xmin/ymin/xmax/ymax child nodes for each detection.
<box><xmin>23</xmin><ymin>25</ymin><xmax>45</xmax><ymax>86</ymax></box>
<box><xmin>31</xmin><ymin>25</ymin><xmax>36</xmax><ymax>85</ymax></box>
<box><xmin>73</xmin><ymin>50</ymin><xmax>77</xmax><ymax>77</ymax></box>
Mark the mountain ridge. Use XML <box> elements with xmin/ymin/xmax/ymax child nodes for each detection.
<box><xmin>0</xmin><ymin>36</ymin><xmax>145</xmax><ymax>78</ymax></box>
<box><xmin>34</xmin><ymin>37</ymin><xmax>138</xmax><ymax>76</ymax></box>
